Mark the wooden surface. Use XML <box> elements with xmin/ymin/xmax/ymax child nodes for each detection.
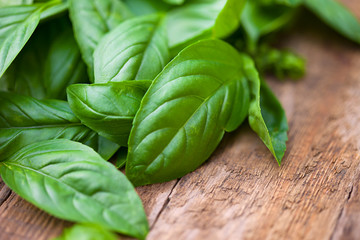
<box><xmin>1</xmin><ymin>1</ymin><xmax>360</xmax><ymax>239</ymax></box>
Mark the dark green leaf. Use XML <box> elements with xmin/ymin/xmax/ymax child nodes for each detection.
<box><xmin>254</xmin><ymin>45</ymin><xmax>305</xmax><ymax>79</ymax></box>
<box><xmin>1</xmin><ymin>18</ymin><xmax>87</xmax><ymax>100</ymax></box>
<box><xmin>0</xmin><ymin>139</ymin><xmax>149</xmax><ymax>239</ymax></box>
<box><xmin>116</xmin><ymin>147</ymin><xmax>128</xmax><ymax>169</ymax></box>
<box><xmin>244</xmin><ymin>56</ymin><xmax>288</xmax><ymax>165</ymax></box>
<box><xmin>69</xmin><ymin>0</ymin><xmax>133</xmax><ymax>81</ymax></box>
<box><xmin>54</xmin><ymin>223</ymin><xmax>118</xmax><ymax>240</ymax></box>
<box><xmin>67</xmin><ymin>81</ymin><xmax>151</xmax><ymax>145</ymax></box>
<box><xmin>163</xmin><ymin>0</ymin><xmax>185</xmax><ymax>5</ymax></box>
<box><xmin>126</xmin><ymin>39</ymin><xmax>250</xmax><ymax>186</ymax></box>
<box><xmin>94</xmin><ymin>14</ymin><xmax>169</xmax><ymax>83</ymax></box>
<box><xmin>0</xmin><ymin>92</ymin><xmax>94</xmax><ymax>161</ymax></box>
<box><xmin>305</xmin><ymin>0</ymin><xmax>360</xmax><ymax>44</ymax></box>
<box><xmin>241</xmin><ymin>1</ymin><xmax>296</xmax><ymax>52</ymax></box>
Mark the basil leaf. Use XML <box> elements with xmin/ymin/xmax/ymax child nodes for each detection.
<box><xmin>67</xmin><ymin>81</ymin><xmax>151</xmax><ymax>146</ymax></box>
<box><xmin>126</xmin><ymin>39</ymin><xmax>250</xmax><ymax>186</ymax></box>
<box><xmin>241</xmin><ymin>1</ymin><xmax>296</xmax><ymax>52</ymax></box>
<box><xmin>305</xmin><ymin>0</ymin><xmax>360</xmax><ymax>44</ymax></box>
<box><xmin>0</xmin><ymin>0</ymin><xmax>33</xmax><ymax>7</ymax></box>
<box><xmin>116</xmin><ymin>147</ymin><xmax>128</xmax><ymax>169</ymax></box>
<box><xmin>94</xmin><ymin>14</ymin><xmax>169</xmax><ymax>83</ymax></box>
<box><xmin>244</xmin><ymin>56</ymin><xmax>288</xmax><ymax>165</ymax></box>
<box><xmin>0</xmin><ymin>5</ymin><xmax>42</xmax><ymax>78</ymax></box>
<box><xmin>0</xmin><ymin>92</ymin><xmax>94</xmax><ymax>161</ymax></box>
<box><xmin>54</xmin><ymin>224</ymin><xmax>118</xmax><ymax>240</ymax></box>
<box><xmin>123</xmin><ymin>0</ymin><xmax>171</xmax><ymax>16</ymax></box>
<box><xmin>163</xmin><ymin>0</ymin><xmax>185</xmax><ymax>5</ymax></box>
<box><xmin>258</xmin><ymin>0</ymin><xmax>302</xmax><ymax>6</ymax></box>
<box><xmin>254</xmin><ymin>45</ymin><xmax>305</xmax><ymax>79</ymax></box>
<box><xmin>40</xmin><ymin>1</ymin><xmax>68</xmax><ymax>22</ymax></box>
<box><xmin>1</xmin><ymin>18</ymin><xmax>87</xmax><ymax>100</ymax></box>
<box><xmin>97</xmin><ymin>136</ymin><xmax>121</xmax><ymax>161</ymax></box>
<box><xmin>69</xmin><ymin>0</ymin><xmax>133</xmax><ymax>81</ymax></box>
<box><xmin>167</xmin><ymin>0</ymin><xmax>244</xmax><ymax>52</ymax></box>
<box><xmin>0</xmin><ymin>139</ymin><xmax>149</xmax><ymax>239</ymax></box>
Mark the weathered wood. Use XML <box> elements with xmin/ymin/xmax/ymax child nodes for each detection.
<box><xmin>0</xmin><ymin>0</ymin><xmax>360</xmax><ymax>239</ymax></box>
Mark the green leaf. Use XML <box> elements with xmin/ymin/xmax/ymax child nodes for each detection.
<box><xmin>241</xmin><ymin>1</ymin><xmax>296</xmax><ymax>52</ymax></box>
<box><xmin>69</xmin><ymin>0</ymin><xmax>133</xmax><ymax>81</ymax></box>
<box><xmin>40</xmin><ymin>1</ymin><xmax>68</xmax><ymax>22</ymax></box>
<box><xmin>0</xmin><ymin>139</ymin><xmax>149</xmax><ymax>239</ymax></box>
<box><xmin>0</xmin><ymin>92</ymin><xmax>95</xmax><ymax>161</ymax></box>
<box><xmin>94</xmin><ymin>14</ymin><xmax>169</xmax><ymax>83</ymax></box>
<box><xmin>83</xmin><ymin>135</ymin><xmax>120</xmax><ymax>161</ymax></box>
<box><xmin>254</xmin><ymin>45</ymin><xmax>305</xmax><ymax>79</ymax></box>
<box><xmin>67</xmin><ymin>81</ymin><xmax>151</xmax><ymax>145</ymax></box>
<box><xmin>163</xmin><ymin>0</ymin><xmax>185</xmax><ymax>5</ymax></box>
<box><xmin>167</xmin><ymin>0</ymin><xmax>245</xmax><ymax>52</ymax></box>
<box><xmin>257</xmin><ymin>0</ymin><xmax>303</xmax><ymax>6</ymax></box>
<box><xmin>1</xmin><ymin>18</ymin><xmax>87</xmax><ymax>100</ymax></box>
<box><xmin>116</xmin><ymin>147</ymin><xmax>128</xmax><ymax>169</ymax></box>
<box><xmin>243</xmin><ymin>56</ymin><xmax>288</xmax><ymax>165</ymax></box>
<box><xmin>97</xmin><ymin>136</ymin><xmax>121</xmax><ymax>161</ymax></box>
<box><xmin>0</xmin><ymin>5</ymin><xmax>42</xmax><ymax>78</ymax></box>
<box><xmin>305</xmin><ymin>0</ymin><xmax>360</xmax><ymax>44</ymax></box>
<box><xmin>54</xmin><ymin>223</ymin><xmax>118</xmax><ymax>240</ymax></box>
<box><xmin>126</xmin><ymin>39</ymin><xmax>250</xmax><ymax>186</ymax></box>
<box><xmin>0</xmin><ymin>0</ymin><xmax>33</xmax><ymax>7</ymax></box>
<box><xmin>123</xmin><ymin>0</ymin><xmax>171</xmax><ymax>16</ymax></box>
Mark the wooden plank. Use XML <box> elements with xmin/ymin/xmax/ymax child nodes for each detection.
<box><xmin>0</xmin><ymin>0</ymin><xmax>359</xmax><ymax>239</ymax></box>
<box><xmin>147</xmin><ymin>4</ymin><xmax>360</xmax><ymax>240</ymax></box>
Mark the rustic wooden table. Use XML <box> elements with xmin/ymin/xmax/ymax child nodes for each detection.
<box><xmin>1</xmin><ymin>1</ymin><xmax>360</xmax><ymax>239</ymax></box>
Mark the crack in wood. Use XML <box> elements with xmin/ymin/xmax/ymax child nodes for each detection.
<box><xmin>330</xmin><ymin>184</ymin><xmax>354</xmax><ymax>240</ymax></box>
<box><xmin>150</xmin><ymin>179</ymin><xmax>180</xmax><ymax>229</ymax></box>
<box><xmin>0</xmin><ymin>181</ymin><xmax>12</xmax><ymax>207</ymax></box>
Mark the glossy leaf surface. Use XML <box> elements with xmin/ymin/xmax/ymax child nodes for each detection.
<box><xmin>244</xmin><ymin>56</ymin><xmax>288</xmax><ymax>165</ymax></box>
<box><xmin>0</xmin><ymin>5</ymin><xmax>42</xmax><ymax>78</ymax></box>
<box><xmin>126</xmin><ymin>39</ymin><xmax>250</xmax><ymax>186</ymax></box>
<box><xmin>94</xmin><ymin>15</ymin><xmax>169</xmax><ymax>83</ymax></box>
<box><xmin>167</xmin><ymin>0</ymin><xmax>244</xmax><ymax>51</ymax></box>
<box><xmin>0</xmin><ymin>92</ymin><xmax>94</xmax><ymax>161</ymax></box>
<box><xmin>0</xmin><ymin>139</ymin><xmax>149</xmax><ymax>239</ymax></box>
<box><xmin>67</xmin><ymin>81</ymin><xmax>151</xmax><ymax>146</ymax></box>
<box><xmin>69</xmin><ymin>0</ymin><xmax>132</xmax><ymax>80</ymax></box>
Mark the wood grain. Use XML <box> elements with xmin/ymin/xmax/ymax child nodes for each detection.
<box><xmin>1</xmin><ymin>1</ymin><xmax>360</xmax><ymax>239</ymax></box>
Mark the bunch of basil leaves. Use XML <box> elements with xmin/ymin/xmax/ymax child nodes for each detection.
<box><xmin>0</xmin><ymin>0</ymin><xmax>359</xmax><ymax>239</ymax></box>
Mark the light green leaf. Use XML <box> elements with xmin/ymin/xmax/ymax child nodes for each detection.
<box><xmin>68</xmin><ymin>0</ymin><xmax>133</xmax><ymax>81</ymax></box>
<box><xmin>0</xmin><ymin>0</ymin><xmax>33</xmax><ymax>7</ymax></box>
<box><xmin>167</xmin><ymin>0</ymin><xmax>245</xmax><ymax>52</ymax></box>
<box><xmin>67</xmin><ymin>81</ymin><xmax>151</xmax><ymax>145</ymax></box>
<box><xmin>0</xmin><ymin>5</ymin><xmax>42</xmax><ymax>78</ymax></box>
<box><xmin>243</xmin><ymin>56</ymin><xmax>288</xmax><ymax>165</ymax></box>
<box><xmin>0</xmin><ymin>139</ymin><xmax>149</xmax><ymax>239</ymax></box>
<box><xmin>94</xmin><ymin>14</ymin><xmax>169</xmax><ymax>83</ymax></box>
<box><xmin>126</xmin><ymin>39</ymin><xmax>250</xmax><ymax>186</ymax></box>
<box><xmin>305</xmin><ymin>0</ymin><xmax>360</xmax><ymax>44</ymax></box>
<box><xmin>0</xmin><ymin>92</ymin><xmax>94</xmax><ymax>161</ymax></box>
<box><xmin>54</xmin><ymin>224</ymin><xmax>118</xmax><ymax>240</ymax></box>
<box><xmin>123</xmin><ymin>0</ymin><xmax>171</xmax><ymax>16</ymax></box>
